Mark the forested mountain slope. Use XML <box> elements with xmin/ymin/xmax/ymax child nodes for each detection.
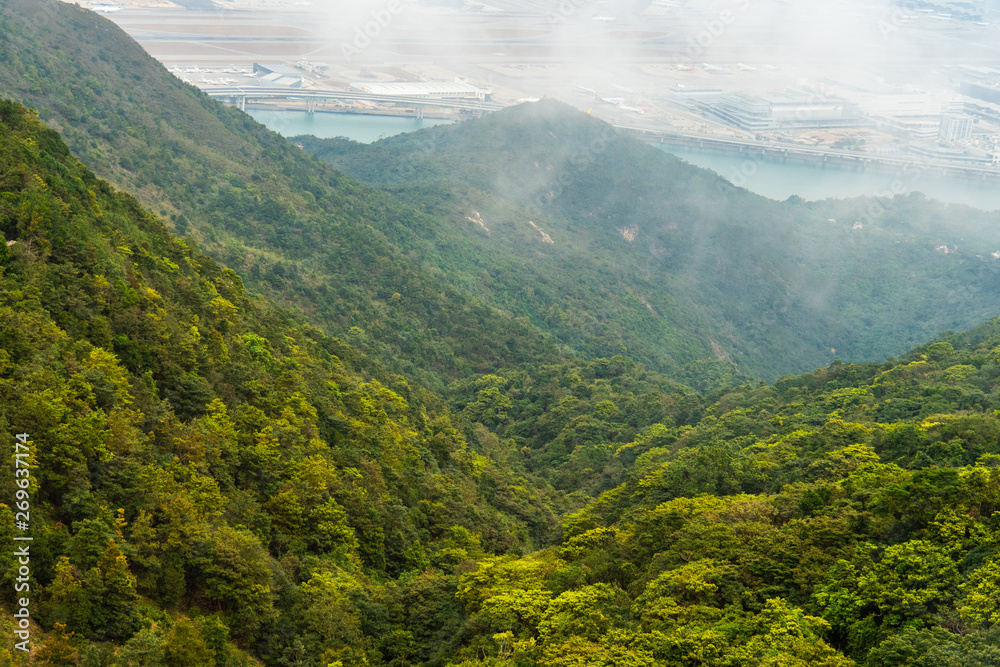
<box><xmin>4</xmin><ymin>94</ymin><xmax>1000</xmax><ymax>666</ymax></box>
<box><xmin>300</xmin><ymin>102</ymin><xmax>1000</xmax><ymax>380</ymax></box>
<box><xmin>422</xmin><ymin>319</ymin><xmax>1000</xmax><ymax>666</ymax></box>
<box><xmin>4</xmin><ymin>0</ymin><xmax>999</xmax><ymax>386</ymax></box>
<box><xmin>4</xmin><ymin>1</ymin><xmax>1000</xmax><ymax>665</ymax></box>
<box><xmin>0</xmin><ymin>99</ymin><xmax>562</xmax><ymax>664</ymax></box>
<box><xmin>0</xmin><ymin>0</ymin><xmax>570</xmax><ymax>393</ymax></box>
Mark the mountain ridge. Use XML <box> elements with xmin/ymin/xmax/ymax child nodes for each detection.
<box><xmin>0</xmin><ymin>96</ymin><xmax>567</xmax><ymax>664</ymax></box>
<box><xmin>0</xmin><ymin>0</ymin><xmax>574</xmax><ymax>392</ymax></box>
<box><xmin>297</xmin><ymin>101</ymin><xmax>1000</xmax><ymax>380</ymax></box>
<box><xmin>7</xmin><ymin>0</ymin><xmax>999</xmax><ymax>387</ymax></box>
<box><xmin>4</xmin><ymin>4</ymin><xmax>1000</xmax><ymax>664</ymax></box>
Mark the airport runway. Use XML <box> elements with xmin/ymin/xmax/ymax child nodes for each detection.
<box><xmin>106</xmin><ymin>2</ymin><xmax>1000</xmax><ymax>68</ymax></box>
<box><xmin>102</xmin><ymin>1</ymin><xmax>1000</xmax><ymax>135</ymax></box>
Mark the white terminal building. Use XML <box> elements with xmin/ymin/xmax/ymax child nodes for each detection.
<box><xmin>253</xmin><ymin>63</ymin><xmax>304</xmax><ymax>88</ymax></box>
<box><xmin>809</xmin><ymin>79</ymin><xmax>965</xmax><ymax>140</ymax></box>
<box><xmin>349</xmin><ymin>80</ymin><xmax>492</xmax><ymax>101</ymax></box>
<box><xmin>939</xmin><ymin>114</ymin><xmax>974</xmax><ymax>142</ymax></box>
<box><xmin>695</xmin><ymin>93</ymin><xmax>861</xmax><ymax>132</ymax></box>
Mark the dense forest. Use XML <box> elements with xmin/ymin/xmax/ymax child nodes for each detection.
<box><xmin>2</xmin><ymin>0</ymin><xmax>1000</xmax><ymax>665</ymax></box>
<box><xmin>0</xmin><ymin>0</ymin><xmax>571</xmax><ymax>395</ymax></box>
<box><xmin>5</xmin><ymin>97</ymin><xmax>1000</xmax><ymax>666</ymax></box>
<box><xmin>0</xmin><ymin>99</ymin><xmax>560</xmax><ymax>665</ymax></box>
<box><xmin>445</xmin><ymin>324</ymin><xmax>1000</xmax><ymax>666</ymax></box>
<box><xmin>297</xmin><ymin>105</ymin><xmax>1000</xmax><ymax>381</ymax></box>
<box><xmin>3</xmin><ymin>0</ymin><xmax>1000</xmax><ymax>387</ymax></box>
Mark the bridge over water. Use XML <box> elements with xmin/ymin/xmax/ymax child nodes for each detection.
<box><xmin>201</xmin><ymin>85</ymin><xmax>506</xmax><ymax>118</ymax></box>
<box><xmin>202</xmin><ymin>85</ymin><xmax>1000</xmax><ymax>181</ymax></box>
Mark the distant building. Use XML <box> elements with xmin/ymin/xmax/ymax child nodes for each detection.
<box><xmin>939</xmin><ymin>114</ymin><xmax>974</xmax><ymax>142</ymax></box>
<box><xmin>874</xmin><ymin>115</ymin><xmax>942</xmax><ymax>140</ymax></box>
<box><xmin>957</xmin><ymin>64</ymin><xmax>1000</xmax><ymax>85</ymax></box>
<box><xmin>812</xmin><ymin>78</ymin><xmax>966</xmax><ymax>140</ymax></box>
<box><xmin>254</xmin><ymin>63</ymin><xmax>303</xmax><ymax>77</ymax></box>
<box><xmin>962</xmin><ymin>81</ymin><xmax>1000</xmax><ymax>105</ymax></box>
<box><xmin>868</xmin><ymin>98</ymin><xmax>960</xmax><ymax>140</ymax></box>
<box><xmin>963</xmin><ymin>102</ymin><xmax>1000</xmax><ymax>126</ymax></box>
<box><xmin>816</xmin><ymin>79</ymin><xmax>961</xmax><ymax>116</ymax></box>
<box><xmin>668</xmin><ymin>86</ymin><xmax>723</xmax><ymax>104</ymax></box>
<box><xmin>349</xmin><ymin>80</ymin><xmax>492</xmax><ymax>101</ymax></box>
<box><xmin>259</xmin><ymin>73</ymin><xmax>303</xmax><ymax>87</ymax></box>
<box><xmin>253</xmin><ymin>63</ymin><xmax>304</xmax><ymax>88</ymax></box>
<box><xmin>696</xmin><ymin>93</ymin><xmax>861</xmax><ymax>132</ymax></box>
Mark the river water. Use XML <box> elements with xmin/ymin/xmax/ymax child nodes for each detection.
<box><xmin>246</xmin><ymin>109</ymin><xmax>454</xmax><ymax>145</ymax></box>
<box><xmin>657</xmin><ymin>145</ymin><xmax>1000</xmax><ymax>212</ymax></box>
<box><xmin>248</xmin><ymin>109</ymin><xmax>1000</xmax><ymax>211</ymax></box>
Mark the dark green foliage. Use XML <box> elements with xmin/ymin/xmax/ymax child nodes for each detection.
<box><xmin>6</xmin><ymin>2</ymin><xmax>1000</xmax><ymax>664</ymax></box>
<box><xmin>0</xmin><ymin>100</ymin><xmax>557</xmax><ymax>664</ymax></box>
<box><xmin>7</xmin><ymin>0</ymin><xmax>1000</xmax><ymax>390</ymax></box>
<box><xmin>299</xmin><ymin>101</ymin><xmax>1000</xmax><ymax>383</ymax></box>
<box><xmin>447</xmin><ymin>359</ymin><xmax>701</xmax><ymax>496</ymax></box>
<box><xmin>0</xmin><ymin>0</ymin><xmax>567</xmax><ymax>394</ymax></box>
<box><xmin>6</xmin><ymin>77</ymin><xmax>1000</xmax><ymax>667</ymax></box>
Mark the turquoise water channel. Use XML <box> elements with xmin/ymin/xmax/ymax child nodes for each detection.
<box><xmin>247</xmin><ymin>108</ymin><xmax>1000</xmax><ymax>211</ymax></box>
